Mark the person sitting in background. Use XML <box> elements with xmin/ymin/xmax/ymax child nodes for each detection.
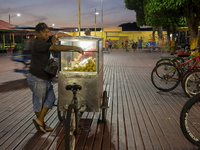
<box><xmin>85</xmin><ymin>28</ymin><xmax>91</xmax><ymax>36</ymax></box>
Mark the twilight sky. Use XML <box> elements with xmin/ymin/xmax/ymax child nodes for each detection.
<box><xmin>0</xmin><ymin>0</ymin><xmax>136</xmax><ymax>28</ymax></box>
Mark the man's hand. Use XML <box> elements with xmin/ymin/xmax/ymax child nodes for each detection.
<box><xmin>51</xmin><ymin>35</ymin><xmax>58</xmax><ymax>45</ymax></box>
<box><xmin>52</xmin><ymin>32</ymin><xmax>68</xmax><ymax>45</ymax></box>
<box><xmin>74</xmin><ymin>46</ymin><xmax>84</xmax><ymax>55</ymax></box>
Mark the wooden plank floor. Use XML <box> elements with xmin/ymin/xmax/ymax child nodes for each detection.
<box><xmin>0</xmin><ymin>50</ymin><xmax>198</xmax><ymax>150</ymax></box>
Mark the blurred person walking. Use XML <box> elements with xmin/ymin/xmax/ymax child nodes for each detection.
<box><xmin>122</xmin><ymin>42</ymin><xmax>124</xmax><ymax>50</ymax></box>
<box><xmin>138</xmin><ymin>37</ymin><xmax>143</xmax><ymax>52</ymax></box>
<box><xmin>125</xmin><ymin>39</ymin><xmax>128</xmax><ymax>50</ymax></box>
<box><xmin>105</xmin><ymin>40</ymin><xmax>109</xmax><ymax>53</ymax></box>
<box><xmin>108</xmin><ymin>39</ymin><xmax>112</xmax><ymax>52</ymax></box>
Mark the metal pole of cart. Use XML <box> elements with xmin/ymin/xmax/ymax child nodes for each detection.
<box><xmin>101</xmin><ymin>0</ymin><xmax>103</xmax><ymax>37</ymax></box>
<box><xmin>78</xmin><ymin>0</ymin><xmax>81</xmax><ymax>36</ymax></box>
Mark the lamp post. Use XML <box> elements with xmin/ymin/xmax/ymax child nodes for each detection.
<box><xmin>9</xmin><ymin>13</ymin><xmax>20</xmax><ymax>24</ymax></box>
<box><xmin>8</xmin><ymin>13</ymin><xmax>20</xmax><ymax>53</ymax></box>
<box><xmin>78</xmin><ymin>0</ymin><xmax>81</xmax><ymax>36</ymax></box>
<box><xmin>101</xmin><ymin>0</ymin><xmax>103</xmax><ymax>37</ymax></box>
<box><xmin>95</xmin><ymin>8</ymin><xmax>99</xmax><ymax>36</ymax></box>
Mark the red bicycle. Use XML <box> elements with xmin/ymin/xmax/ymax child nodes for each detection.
<box><xmin>151</xmin><ymin>47</ymin><xmax>200</xmax><ymax>92</ymax></box>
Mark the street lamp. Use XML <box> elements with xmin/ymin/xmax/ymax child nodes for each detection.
<box><xmin>95</xmin><ymin>8</ymin><xmax>99</xmax><ymax>36</ymax></box>
<box><xmin>9</xmin><ymin>13</ymin><xmax>20</xmax><ymax>24</ymax></box>
<box><xmin>101</xmin><ymin>0</ymin><xmax>103</xmax><ymax>37</ymax></box>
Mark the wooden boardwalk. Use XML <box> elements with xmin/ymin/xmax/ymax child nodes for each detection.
<box><xmin>0</xmin><ymin>50</ymin><xmax>198</xmax><ymax>150</ymax></box>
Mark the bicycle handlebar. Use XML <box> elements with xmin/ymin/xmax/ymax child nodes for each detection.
<box><xmin>185</xmin><ymin>46</ymin><xmax>200</xmax><ymax>52</ymax></box>
<box><xmin>65</xmin><ymin>83</ymin><xmax>82</xmax><ymax>91</ymax></box>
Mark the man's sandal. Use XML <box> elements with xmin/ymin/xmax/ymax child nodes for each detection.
<box><xmin>43</xmin><ymin>122</ymin><xmax>54</xmax><ymax>132</ymax></box>
<box><xmin>33</xmin><ymin>119</ymin><xmax>46</xmax><ymax>133</ymax></box>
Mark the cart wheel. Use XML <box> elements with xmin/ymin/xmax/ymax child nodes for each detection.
<box><xmin>57</xmin><ymin>109</ymin><xmax>67</xmax><ymax>122</ymax></box>
<box><xmin>102</xmin><ymin>91</ymin><xmax>108</xmax><ymax>123</ymax></box>
<box><xmin>65</xmin><ymin>104</ymin><xmax>78</xmax><ymax>150</ymax></box>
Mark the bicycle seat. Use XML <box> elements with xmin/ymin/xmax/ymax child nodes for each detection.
<box><xmin>65</xmin><ymin>83</ymin><xmax>82</xmax><ymax>91</ymax></box>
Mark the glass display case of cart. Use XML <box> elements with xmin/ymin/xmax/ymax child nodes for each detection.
<box><xmin>58</xmin><ymin>36</ymin><xmax>103</xmax><ymax>74</ymax></box>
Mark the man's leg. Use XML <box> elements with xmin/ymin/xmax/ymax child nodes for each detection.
<box><xmin>34</xmin><ymin>106</ymin><xmax>49</xmax><ymax>133</ymax></box>
<box><xmin>35</xmin><ymin>112</ymin><xmax>40</xmax><ymax>118</ymax></box>
<box><xmin>35</xmin><ymin>106</ymin><xmax>49</xmax><ymax>125</ymax></box>
<box><xmin>27</xmin><ymin>74</ymin><xmax>50</xmax><ymax>133</ymax></box>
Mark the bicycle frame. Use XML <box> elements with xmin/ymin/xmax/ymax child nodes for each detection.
<box><xmin>71</xmin><ymin>90</ymin><xmax>79</xmax><ymax>128</ymax></box>
<box><xmin>71</xmin><ymin>90</ymin><xmax>78</xmax><ymax>106</ymax></box>
<box><xmin>165</xmin><ymin>56</ymin><xmax>200</xmax><ymax>80</ymax></box>
<box><xmin>157</xmin><ymin>54</ymin><xmax>193</xmax><ymax>68</ymax></box>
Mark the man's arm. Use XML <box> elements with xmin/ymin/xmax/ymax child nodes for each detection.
<box><xmin>51</xmin><ymin>31</ymin><xmax>69</xmax><ymax>44</ymax></box>
<box><xmin>49</xmin><ymin>45</ymin><xmax>83</xmax><ymax>54</ymax></box>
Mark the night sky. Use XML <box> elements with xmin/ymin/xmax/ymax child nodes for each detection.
<box><xmin>0</xmin><ymin>0</ymin><xmax>136</xmax><ymax>28</ymax></box>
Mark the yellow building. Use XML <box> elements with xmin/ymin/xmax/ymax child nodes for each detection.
<box><xmin>66</xmin><ymin>27</ymin><xmax>168</xmax><ymax>49</ymax></box>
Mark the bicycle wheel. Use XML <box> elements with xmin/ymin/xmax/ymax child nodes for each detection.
<box><xmin>151</xmin><ymin>62</ymin><xmax>180</xmax><ymax>92</ymax></box>
<box><xmin>183</xmin><ymin>70</ymin><xmax>200</xmax><ymax>98</ymax></box>
<box><xmin>102</xmin><ymin>91</ymin><xmax>108</xmax><ymax>123</ymax></box>
<box><xmin>65</xmin><ymin>104</ymin><xmax>77</xmax><ymax>150</ymax></box>
<box><xmin>180</xmin><ymin>93</ymin><xmax>200</xmax><ymax>147</ymax></box>
<box><xmin>180</xmin><ymin>69</ymin><xmax>191</xmax><ymax>89</ymax></box>
<box><xmin>155</xmin><ymin>59</ymin><xmax>177</xmax><ymax>78</ymax></box>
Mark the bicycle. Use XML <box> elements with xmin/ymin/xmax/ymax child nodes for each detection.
<box><xmin>154</xmin><ymin>48</ymin><xmax>195</xmax><ymax>81</ymax></box>
<box><xmin>180</xmin><ymin>93</ymin><xmax>200</xmax><ymax>147</ymax></box>
<box><xmin>156</xmin><ymin>47</ymin><xmax>192</xmax><ymax>66</ymax></box>
<box><xmin>151</xmin><ymin>47</ymin><xmax>200</xmax><ymax>92</ymax></box>
<box><xmin>65</xmin><ymin>83</ymin><xmax>82</xmax><ymax>150</ymax></box>
<box><xmin>64</xmin><ymin>83</ymin><xmax>108</xmax><ymax>150</ymax></box>
<box><xmin>182</xmin><ymin>70</ymin><xmax>200</xmax><ymax>97</ymax></box>
<box><xmin>155</xmin><ymin>45</ymin><xmax>192</xmax><ymax>65</ymax></box>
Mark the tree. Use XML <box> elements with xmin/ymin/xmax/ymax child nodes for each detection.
<box><xmin>144</xmin><ymin>0</ymin><xmax>200</xmax><ymax>54</ymax></box>
<box><xmin>145</xmin><ymin>3</ymin><xmax>187</xmax><ymax>41</ymax></box>
<box><xmin>145</xmin><ymin>0</ymin><xmax>200</xmax><ymax>39</ymax></box>
<box><xmin>124</xmin><ymin>0</ymin><xmax>146</xmax><ymax>26</ymax></box>
<box><xmin>125</xmin><ymin>0</ymin><xmax>167</xmax><ymax>44</ymax></box>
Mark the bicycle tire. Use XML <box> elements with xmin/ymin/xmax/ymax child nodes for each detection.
<box><xmin>155</xmin><ymin>59</ymin><xmax>178</xmax><ymax>78</ymax></box>
<box><xmin>151</xmin><ymin>62</ymin><xmax>180</xmax><ymax>92</ymax></box>
<box><xmin>102</xmin><ymin>91</ymin><xmax>108</xmax><ymax>123</ymax></box>
<box><xmin>182</xmin><ymin>70</ymin><xmax>200</xmax><ymax>98</ymax></box>
<box><xmin>180</xmin><ymin>93</ymin><xmax>200</xmax><ymax>147</ymax></box>
<box><xmin>156</xmin><ymin>58</ymin><xmax>171</xmax><ymax>65</ymax></box>
<box><xmin>180</xmin><ymin>69</ymin><xmax>192</xmax><ymax>89</ymax></box>
<box><xmin>65</xmin><ymin>104</ymin><xmax>78</xmax><ymax>150</ymax></box>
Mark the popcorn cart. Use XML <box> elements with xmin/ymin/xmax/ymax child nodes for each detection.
<box><xmin>56</xmin><ymin>36</ymin><xmax>108</xmax><ymax>150</ymax></box>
